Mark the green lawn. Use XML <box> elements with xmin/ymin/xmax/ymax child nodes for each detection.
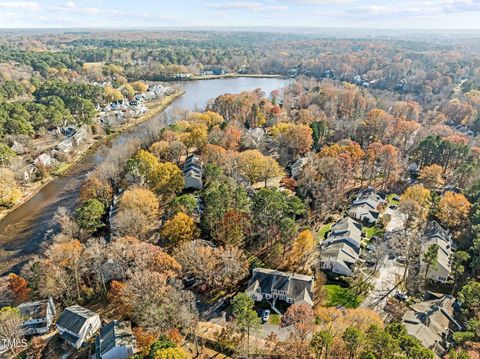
<box><xmin>325</xmin><ymin>284</ymin><xmax>363</xmax><ymax>308</ymax></box>
<box><xmin>268</xmin><ymin>314</ymin><xmax>281</xmax><ymax>325</ymax></box>
<box><xmin>318</xmin><ymin>223</ymin><xmax>333</xmax><ymax>241</ymax></box>
<box><xmin>387</xmin><ymin>193</ymin><xmax>400</xmax><ymax>205</ymax></box>
<box><xmin>362</xmin><ymin>226</ymin><xmax>382</xmax><ymax>239</ymax></box>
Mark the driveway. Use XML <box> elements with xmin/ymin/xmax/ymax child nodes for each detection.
<box><xmin>384</xmin><ymin>208</ymin><xmax>405</xmax><ymax>232</ymax></box>
<box><xmin>362</xmin><ymin>257</ymin><xmax>405</xmax><ymax>317</ymax></box>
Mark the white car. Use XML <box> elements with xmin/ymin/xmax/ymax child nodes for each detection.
<box><xmin>262</xmin><ymin>309</ymin><xmax>270</xmax><ymax>323</ymax></box>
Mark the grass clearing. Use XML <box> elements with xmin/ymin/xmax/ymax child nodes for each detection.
<box><xmin>318</xmin><ymin>223</ymin><xmax>333</xmax><ymax>242</ymax></box>
<box><xmin>363</xmin><ymin>226</ymin><xmax>382</xmax><ymax>239</ymax></box>
<box><xmin>387</xmin><ymin>193</ymin><xmax>400</xmax><ymax>205</ymax></box>
<box><xmin>325</xmin><ymin>284</ymin><xmax>363</xmax><ymax>308</ymax></box>
<box><xmin>268</xmin><ymin>314</ymin><xmax>281</xmax><ymax>325</ymax></box>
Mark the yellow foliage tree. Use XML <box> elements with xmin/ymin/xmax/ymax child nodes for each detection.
<box><xmin>154</xmin><ymin>347</ymin><xmax>189</xmax><ymax>359</ymax></box>
<box><xmin>130</xmin><ymin>81</ymin><xmax>148</xmax><ymax>93</ymax></box>
<box><xmin>120</xmin><ymin>187</ymin><xmax>159</xmax><ymax>221</ymax></box>
<box><xmin>399</xmin><ymin>184</ymin><xmax>431</xmax><ymax>226</ymax></box>
<box><xmin>160</xmin><ymin>212</ymin><xmax>199</xmax><ymax>245</ymax></box>
<box><xmin>418</xmin><ymin>164</ymin><xmax>445</xmax><ymax>189</ymax></box>
<box><xmin>238</xmin><ymin>149</ymin><xmax>284</xmax><ymax>185</ymax></box>
<box><xmin>438</xmin><ymin>191</ymin><xmax>471</xmax><ymax>229</ymax></box>
<box><xmin>0</xmin><ymin>168</ymin><xmax>22</xmax><ymax>207</ymax></box>
<box><xmin>291</xmin><ymin>229</ymin><xmax>315</xmax><ymax>263</ymax></box>
<box><xmin>104</xmin><ymin>85</ymin><xmax>123</xmax><ymax>102</ymax></box>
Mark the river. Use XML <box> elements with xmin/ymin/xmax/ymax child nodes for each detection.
<box><xmin>0</xmin><ymin>77</ymin><xmax>291</xmax><ymax>275</ymax></box>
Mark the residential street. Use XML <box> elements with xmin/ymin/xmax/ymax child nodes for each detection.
<box><xmin>362</xmin><ymin>208</ymin><xmax>407</xmax><ymax>317</ymax></box>
<box><xmin>362</xmin><ymin>257</ymin><xmax>405</xmax><ymax>317</ymax></box>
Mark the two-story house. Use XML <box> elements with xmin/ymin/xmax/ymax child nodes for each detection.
<box><xmin>17</xmin><ymin>298</ymin><xmax>56</xmax><ymax>335</ymax></box>
<box><xmin>245</xmin><ymin>268</ymin><xmax>314</xmax><ymax>307</ymax></box>
<box><xmin>56</xmin><ymin>305</ymin><xmax>101</xmax><ymax>349</ymax></box>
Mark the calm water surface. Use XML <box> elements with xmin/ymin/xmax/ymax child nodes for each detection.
<box><xmin>0</xmin><ymin>77</ymin><xmax>290</xmax><ymax>274</ymax></box>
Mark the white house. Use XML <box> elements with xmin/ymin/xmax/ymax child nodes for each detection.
<box><xmin>421</xmin><ymin>221</ymin><xmax>453</xmax><ymax>283</ymax></box>
<box><xmin>320</xmin><ymin>217</ymin><xmax>362</xmax><ymax>277</ymax></box>
<box><xmin>17</xmin><ymin>298</ymin><xmax>56</xmax><ymax>335</ymax></box>
<box><xmin>245</xmin><ymin>268</ymin><xmax>314</xmax><ymax>307</ymax></box>
<box><xmin>348</xmin><ymin>188</ymin><xmax>385</xmax><ymax>225</ymax></box>
<box><xmin>94</xmin><ymin>321</ymin><xmax>136</xmax><ymax>359</ymax></box>
<box><xmin>34</xmin><ymin>153</ymin><xmax>56</xmax><ymax>168</ymax></box>
<box><xmin>56</xmin><ymin>305</ymin><xmax>101</xmax><ymax>349</ymax></box>
<box><xmin>183</xmin><ymin>154</ymin><xmax>203</xmax><ymax>190</ymax></box>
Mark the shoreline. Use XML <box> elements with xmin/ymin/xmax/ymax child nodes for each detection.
<box><xmin>189</xmin><ymin>73</ymin><xmax>284</xmax><ymax>81</ymax></box>
<box><xmin>0</xmin><ymin>90</ymin><xmax>184</xmax><ymax>222</ymax></box>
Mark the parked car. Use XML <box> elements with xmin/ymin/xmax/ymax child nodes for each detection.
<box><xmin>389</xmin><ymin>205</ymin><xmax>398</xmax><ymax>210</ymax></box>
<box><xmin>365</xmin><ymin>260</ymin><xmax>376</xmax><ymax>267</ymax></box>
<box><xmin>396</xmin><ymin>256</ymin><xmax>407</xmax><ymax>264</ymax></box>
<box><xmin>366</xmin><ymin>244</ymin><xmax>375</xmax><ymax>252</ymax></box>
<box><xmin>394</xmin><ymin>292</ymin><xmax>408</xmax><ymax>301</ymax></box>
<box><xmin>262</xmin><ymin>310</ymin><xmax>270</xmax><ymax>323</ymax></box>
<box><xmin>392</xmin><ymin>195</ymin><xmax>400</xmax><ymax>201</ymax></box>
<box><xmin>388</xmin><ymin>253</ymin><xmax>396</xmax><ymax>260</ymax></box>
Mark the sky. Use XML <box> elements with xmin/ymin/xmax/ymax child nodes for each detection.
<box><xmin>1</xmin><ymin>0</ymin><xmax>480</xmax><ymax>29</ymax></box>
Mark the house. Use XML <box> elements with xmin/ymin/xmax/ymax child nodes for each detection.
<box><xmin>320</xmin><ymin>217</ymin><xmax>362</xmax><ymax>277</ymax></box>
<box><xmin>95</xmin><ymin>321</ymin><xmax>136</xmax><ymax>359</ymax></box>
<box><xmin>348</xmin><ymin>188</ymin><xmax>385</xmax><ymax>225</ymax></box>
<box><xmin>73</xmin><ymin>126</ymin><xmax>90</xmax><ymax>146</ymax></box>
<box><xmin>245</xmin><ymin>268</ymin><xmax>314</xmax><ymax>307</ymax></box>
<box><xmin>17</xmin><ymin>298</ymin><xmax>56</xmax><ymax>335</ymax></box>
<box><xmin>183</xmin><ymin>154</ymin><xmax>203</xmax><ymax>190</ymax></box>
<box><xmin>421</xmin><ymin>221</ymin><xmax>453</xmax><ymax>283</ymax></box>
<box><xmin>57</xmin><ymin>138</ymin><xmax>74</xmax><ymax>153</ymax></box>
<box><xmin>402</xmin><ymin>293</ymin><xmax>460</xmax><ymax>357</ymax></box>
<box><xmin>323</xmin><ymin>217</ymin><xmax>362</xmax><ymax>250</ymax></box>
<box><xmin>291</xmin><ymin>157</ymin><xmax>308</xmax><ymax>179</ymax></box>
<box><xmin>34</xmin><ymin>153</ymin><xmax>56</xmax><ymax>168</ymax></box>
<box><xmin>56</xmin><ymin>305</ymin><xmax>101</xmax><ymax>349</ymax></box>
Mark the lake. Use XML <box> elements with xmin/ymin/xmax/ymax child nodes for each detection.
<box><xmin>0</xmin><ymin>77</ymin><xmax>291</xmax><ymax>275</ymax></box>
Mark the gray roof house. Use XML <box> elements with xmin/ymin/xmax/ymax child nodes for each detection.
<box><xmin>56</xmin><ymin>305</ymin><xmax>101</xmax><ymax>349</ymax></box>
<box><xmin>291</xmin><ymin>157</ymin><xmax>308</xmax><ymax>179</ymax></box>
<box><xmin>183</xmin><ymin>154</ymin><xmax>203</xmax><ymax>190</ymax></box>
<box><xmin>421</xmin><ymin>221</ymin><xmax>453</xmax><ymax>283</ymax></box>
<box><xmin>245</xmin><ymin>268</ymin><xmax>314</xmax><ymax>307</ymax></box>
<box><xmin>320</xmin><ymin>217</ymin><xmax>362</xmax><ymax>277</ymax></box>
<box><xmin>95</xmin><ymin>321</ymin><xmax>136</xmax><ymax>359</ymax></box>
<box><xmin>348</xmin><ymin>188</ymin><xmax>385</xmax><ymax>225</ymax></box>
<box><xmin>402</xmin><ymin>293</ymin><xmax>460</xmax><ymax>357</ymax></box>
<box><xmin>17</xmin><ymin>298</ymin><xmax>56</xmax><ymax>335</ymax></box>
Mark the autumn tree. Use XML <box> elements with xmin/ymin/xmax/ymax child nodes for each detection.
<box><xmin>418</xmin><ymin>164</ymin><xmax>445</xmax><ymax>190</ymax></box>
<box><xmin>222</xmin><ymin>124</ymin><xmax>242</xmax><ymax>151</ymax></box>
<box><xmin>282</xmin><ymin>303</ymin><xmax>315</xmax><ymax>347</ymax></box>
<box><xmin>174</xmin><ymin>240</ymin><xmax>249</xmax><ymax>291</ymax></box>
<box><xmin>213</xmin><ymin>209</ymin><xmax>251</xmax><ymax>246</ymax></box>
<box><xmin>399</xmin><ymin>185</ymin><xmax>431</xmax><ymax>228</ymax></box>
<box><xmin>437</xmin><ymin>192</ymin><xmax>471</xmax><ymax>229</ymax></box>
<box><xmin>119</xmin><ymin>187</ymin><xmax>159</xmax><ymax>221</ymax></box>
<box><xmin>79</xmin><ymin>175</ymin><xmax>113</xmax><ymax>205</ymax></box>
<box><xmin>127</xmin><ymin>150</ymin><xmax>184</xmax><ymax>196</ymax></box>
<box><xmin>160</xmin><ymin>212</ymin><xmax>199</xmax><ymax>245</ymax></box>
<box><xmin>291</xmin><ymin>229</ymin><xmax>315</xmax><ymax>266</ymax></box>
<box><xmin>238</xmin><ymin>149</ymin><xmax>284</xmax><ymax>185</ymax></box>
<box><xmin>0</xmin><ymin>168</ymin><xmax>22</xmax><ymax>207</ymax></box>
<box><xmin>7</xmin><ymin>274</ymin><xmax>30</xmax><ymax>304</ymax></box>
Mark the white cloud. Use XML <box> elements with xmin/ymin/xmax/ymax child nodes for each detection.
<box><xmin>0</xmin><ymin>2</ymin><xmax>40</xmax><ymax>12</ymax></box>
<box><xmin>204</xmin><ymin>2</ymin><xmax>288</xmax><ymax>12</ymax></box>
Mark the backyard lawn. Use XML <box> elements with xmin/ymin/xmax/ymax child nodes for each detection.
<box><xmin>387</xmin><ymin>193</ymin><xmax>400</xmax><ymax>205</ymax></box>
<box><xmin>318</xmin><ymin>223</ymin><xmax>333</xmax><ymax>241</ymax></box>
<box><xmin>363</xmin><ymin>226</ymin><xmax>383</xmax><ymax>239</ymax></box>
<box><xmin>325</xmin><ymin>284</ymin><xmax>363</xmax><ymax>308</ymax></box>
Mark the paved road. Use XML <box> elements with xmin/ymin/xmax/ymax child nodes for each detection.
<box><xmin>362</xmin><ymin>258</ymin><xmax>405</xmax><ymax>317</ymax></box>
